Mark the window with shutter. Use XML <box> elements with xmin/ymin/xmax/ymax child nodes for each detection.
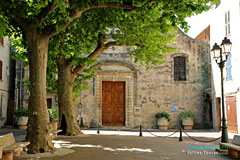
<box><xmin>0</xmin><ymin>61</ymin><xmax>2</xmax><ymax>80</ymax></box>
<box><xmin>1</xmin><ymin>95</ymin><xmax>4</xmax><ymax>118</ymax></box>
<box><xmin>0</xmin><ymin>38</ymin><xmax>4</xmax><ymax>46</ymax></box>
<box><xmin>225</xmin><ymin>11</ymin><xmax>230</xmax><ymax>36</ymax></box>
<box><xmin>174</xmin><ymin>57</ymin><xmax>186</xmax><ymax>81</ymax></box>
<box><xmin>226</xmin><ymin>53</ymin><xmax>232</xmax><ymax>81</ymax></box>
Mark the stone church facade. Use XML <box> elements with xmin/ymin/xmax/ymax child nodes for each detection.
<box><xmin>14</xmin><ymin>29</ymin><xmax>212</xmax><ymax>129</ymax></box>
<box><xmin>75</xmin><ymin>29</ymin><xmax>212</xmax><ymax>129</ymax></box>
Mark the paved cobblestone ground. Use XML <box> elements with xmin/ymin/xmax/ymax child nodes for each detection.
<box><xmin>0</xmin><ymin>128</ymin><xmax>235</xmax><ymax>160</ymax></box>
<box><xmin>15</xmin><ymin>134</ymin><xmax>233</xmax><ymax>160</ymax></box>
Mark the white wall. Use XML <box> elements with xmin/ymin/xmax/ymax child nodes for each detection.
<box><xmin>210</xmin><ymin>0</ymin><xmax>240</xmax><ymax>133</ymax></box>
<box><xmin>0</xmin><ymin>37</ymin><xmax>11</xmax><ymax>126</ymax></box>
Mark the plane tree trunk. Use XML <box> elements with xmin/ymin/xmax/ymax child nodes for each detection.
<box><xmin>26</xmin><ymin>30</ymin><xmax>54</xmax><ymax>153</ymax></box>
<box><xmin>57</xmin><ymin>56</ymin><xmax>83</xmax><ymax>136</ymax></box>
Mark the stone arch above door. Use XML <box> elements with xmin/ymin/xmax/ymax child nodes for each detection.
<box><xmin>96</xmin><ymin>61</ymin><xmax>137</xmax><ymax>73</ymax></box>
<box><xmin>94</xmin><ymin>61</ymin><xmax>137</xmax><ymax>127</ymax></box>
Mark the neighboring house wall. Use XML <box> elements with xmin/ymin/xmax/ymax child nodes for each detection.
<box><xmin>14</xmin><ymin>64</ymin><xmax>57</xmax><ymax>110</ymax></box>
<box><xmin>194</xmin><ymin>26</ymin><xmax>213</xmax><ymax>129</ymax></box>
<box><xmin>195</xmin><ymin>26</ymin><xmax>210</xmax><ymax>42</ymax></box>
<box><xmin>0</xmin><ymin>37</ymin><xmax>12</xmax><ymax>127</ymax></box>
<box><xmin>209</xmin><ymin>0</ymin><xmax>240</xmax><ymax>133</ymax></box>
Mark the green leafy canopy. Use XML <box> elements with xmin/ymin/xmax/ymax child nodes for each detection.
<box><xmin>1</xmin><ymin>0</ymin><xmax>218</xmax><ymax>96</ymax></box>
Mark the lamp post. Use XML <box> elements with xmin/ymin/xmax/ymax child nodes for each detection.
<box><xmin>211</xmin><ymin>37</ymin><xmax>232</xmax><ymax>143</ymax></box>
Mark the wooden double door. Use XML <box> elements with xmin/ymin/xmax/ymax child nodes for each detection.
<box><xmin>102</xmin><ymin>81</ymin><xmax>125</xmax><ymax>126</ymax></box>
<box><xmin>226</xmin><ymin>96</ymin><xmax>238</xmax><ymax>133</ymax></box>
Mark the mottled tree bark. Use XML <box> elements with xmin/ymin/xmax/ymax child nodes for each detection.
<box><xmin>26</xmin><ymin>31</ymin><xmax>54</xmax><ymax>153</ymax></box>
<box><xmin>57</xmin><ymin>56</ymin><xmax>83</xmax><ymax>136</ymax></box>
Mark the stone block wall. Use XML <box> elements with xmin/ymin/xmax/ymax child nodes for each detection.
<box><xmin>15</xmin><ymin>29</ymin><xmax>211</xmax><ymax>129</ymax></box>
<box><xmin>77</xmin><ymin>30</ymin><xmax>211</xmax><ymax>129</ymax></box>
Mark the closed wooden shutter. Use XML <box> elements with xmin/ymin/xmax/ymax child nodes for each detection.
<box><xmin>0</xmin><ymin>38</ymin><xmax>4</xmax><ymax>46</ymax></box>
<box><xmin>226</xmin><ymin>53</ymin><xmax>232</xmax><ymax>80</ymax></box>
<box><xmin>0</xmin><ymin>61</ymin><xmax>2</xmax><ymax>80</ymax></box>
<box><xmin>226</xmin><ymin>96</ymin><xmax>238</xmax><ymax>133</ymax></box>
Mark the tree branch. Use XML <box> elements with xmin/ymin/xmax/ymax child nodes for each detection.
<box><xmin>43</xmin><ymin>8</ymin><xmax>83</xmax><ymax>38</ymax></box>
<box><xmin>37</xmin><ymin>1</ymin><xmax>59</xmax><ymax>26</ymax></box>
<box><xmin>84</xmin><ymin>1</ymin><xmax>157</xmax><ymax>11</ymax></box>
<box><xmin>83</xmin><ymin>2</ymin><xmax>138</xmax><ymax>12</ymax></box>
<box><xmin>12</xmin><ymin>17</ymin><xmax>30</xmax><ymax>31</ymax></box>
<box><xmin>72</xmin><ymin>36</ymin><xmax>126</xmax><ymax>79</ymax></box>
<box><xmin>104</xmin><ymin>41</ymin><xmax>124</xmax><ymax>48</ymax></box>
<box><xmin>0</xmin><ymin>3</ymin><xmax>30</xmax><ymax>30</ymax></box>
<box><xmin>72</xmin><ymin>34</ymin><xmax>105</xmax><ymax>78</ymax></box>
<box><xmin>44</xmin><ymin>1</ymin><xmax>156</xmax><ymax>38</ymax></box>
<box><xmin>60</xmin><ymin>29</ymin><xmax>70</xmax><ymax>46</ymax></box>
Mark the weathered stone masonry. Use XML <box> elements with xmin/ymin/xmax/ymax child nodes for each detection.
<box><xmin>15</xmin><ymin>30</ymin><xmax>211</xmax><ymax>129</ymax></box>
<box><xmin>76</xmin><ymin>30</ymin><xmax>211</xmax><ymax>129</ymax></box>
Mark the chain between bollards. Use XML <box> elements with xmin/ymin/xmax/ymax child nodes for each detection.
<box><xmin>97</xmin><ymin>123</ymin><xmax>100</xmax><ymax>134</ymax></box>
<box><xmin>139</xmin><ymin>125</ymin><xmax>142</xmax><ymax>137</ymax></box>
<box><xmin>179</xmin><ymin>127</ymin><xmax>183</xmax><ymax>141</ymax></box>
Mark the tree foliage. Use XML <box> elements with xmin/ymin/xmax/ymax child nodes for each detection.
<box><xmin>0</xmin><ymin>0</ymin><xmax>217</xmax><ymax>153</ymax></box>
<box><xmin>1</xmin><ymin>0</ymin><xmax>218</xmax><ymax>76</ymax></box>
<box><xmin>1</xmin><ymin>0</ymin><xmax>217</xmax><ymax>72</ymax></box>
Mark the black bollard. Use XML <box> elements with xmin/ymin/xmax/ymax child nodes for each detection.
<box><xmin>139</xmin><ymin>125</ymin><xmax>143</xmax><ymax>137</ymax></box>
<box><xmin>97</xmin><ymin>123</ymin><xmax>100</xmax><ymax>134</ymax></box>
<box><xmin>179</xmin><ymin>127</ymin><xmax>183</xmax><ymax>141</ymax></box>
<box><xmin>80</xmin><ymin>117</ymin><xmax>84</xmax><ymax>127</ymax></box>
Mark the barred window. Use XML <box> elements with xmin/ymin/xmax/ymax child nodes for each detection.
<box><xmin>174</xmin><ymin>57</ymin><xmax>186</xmax><ymax>81</ymax></box>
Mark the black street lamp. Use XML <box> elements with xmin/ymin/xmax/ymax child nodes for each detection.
<box><xmin>211</xmin><ymin>37</ymin><xmax>232</xmax><ymax>144</ymax></box>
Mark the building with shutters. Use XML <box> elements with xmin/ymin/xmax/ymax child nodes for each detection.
<box><xmin>208</xmin><ymin>0</ymin><xmax>240</xmax><ymax>133</ymax></box>
<box><xmin>0</xmin><ymin>37</ymin><xmax>15</xmax><ymax>127</ymax></box>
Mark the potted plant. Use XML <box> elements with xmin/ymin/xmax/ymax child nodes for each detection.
<box><xmin>48</xmin><ymin>107</ymin><xmax>59</xmax><ymax>130</ymax></box>
<box><xmin>179</xmin><ymin>111</ymin><xmax>195</xmax><ymax>130</ymax></box>
<box><xmin>155</xmin><ymin>112</ymin><xmax>171</xmax><ymax>130</ymax></box>
<box><xmin>14</xmin><ymin>107</ymin><xmax>28</xmax><ymax>130</ymax></box>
